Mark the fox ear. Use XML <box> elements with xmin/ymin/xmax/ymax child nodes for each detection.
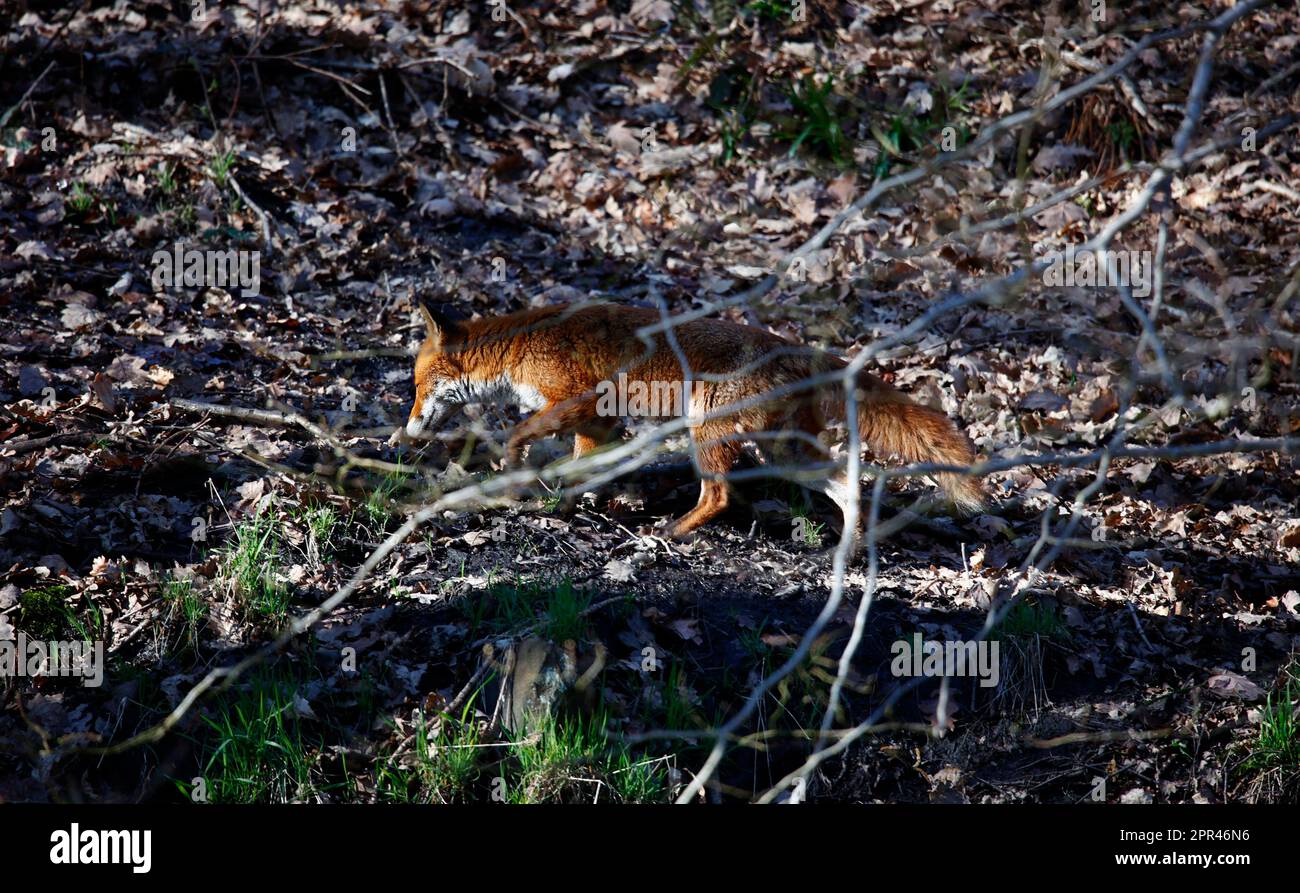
<box><xmin>418</xmin><ymin>299</ymin><xmax>462</xmax><ymax>347</ymax></box>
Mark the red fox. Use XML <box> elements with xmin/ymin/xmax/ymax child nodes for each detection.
<box><xmin>390</xmin><ymin>301</ymin><xmax>984</xmax><ymax>538</ymax></box>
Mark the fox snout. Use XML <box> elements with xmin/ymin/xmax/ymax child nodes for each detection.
<box><xmin>387</xmin><ymin>396</ymin><xmax>429</xmax><ymax>447</ymax></box>
<box><xmin>389</xmin><ymin>397</ymin><xmax>455</xmax><ymax>447</ymax></box>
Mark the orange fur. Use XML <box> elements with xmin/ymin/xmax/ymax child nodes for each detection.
<box><xmin>393</xmin><ymin>302</ymin><xmax>984</xmax><ymax>537</ymax></box>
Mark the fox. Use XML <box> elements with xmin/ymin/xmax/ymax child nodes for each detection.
<box><xmin>389</xmin><ymin>301</ymin><xmax>984</xmax><ymax>539</ymax></box>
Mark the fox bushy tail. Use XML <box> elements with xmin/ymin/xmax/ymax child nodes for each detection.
<box><xmin>855</xmin><ymin>385</ymin><xmax>985</xmax><ymax>514</ymax></box>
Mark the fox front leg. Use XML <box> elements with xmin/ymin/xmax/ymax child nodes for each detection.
<box><xmin>503</xmin><ymin>425</ymin><xmax>529</xmax><ymax>468</ymax></box>
<box><xmin>504</xmin><ymin>396</ymin><xmax>600</xmax><ymax>468</ymax></box>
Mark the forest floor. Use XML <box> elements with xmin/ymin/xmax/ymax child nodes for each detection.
<box><xmin>1</xmin><ymin>0</ymin><xmax>1299</xmax><ymax>803</ymax></box>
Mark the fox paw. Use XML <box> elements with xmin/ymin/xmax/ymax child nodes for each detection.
<box><xmin>663</xmin><ymin>520</ymin><xmax>700</xmax><ymax>542</ymax></box>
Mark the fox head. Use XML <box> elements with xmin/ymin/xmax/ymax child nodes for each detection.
<box><xmin>389</xmin><ymin>301</ymin><xmax>467</xmax><ymax>445</ymax></box>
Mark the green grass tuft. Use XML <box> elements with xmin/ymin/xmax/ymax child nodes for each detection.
<box><xmin>208</xmin><ymin>149</ymin><xmax>236</xmax><ymax>189</ymax></box>
<box><xmin>221</xmin><ymin>512</ymin><xmax>289</xmax><ymax>619</ymax></box>
<box><xmin>18</xmin><ymin>585</ymin><xmax>75</xmax><ymax>640</ymax></box>
<box><xmin>179</xmin><ymin>667</ymin><xmax>319</xmax><ymax>803</ymax></box>
<box><xmin>995</xmin><ymin>600</ymin><xmax>1070</xmax><ymax>641</ymax></box>
<box><xmin>375</xmin><ymin>699</ymin><xmax>483</xmax><ymax>804</ymax></box>
<box><xmin>508</xmin><ymin>710</ymin><xmax>665</xmax><ymax>804</ymax></box>
<box><xmin>776</xmin><ymin>74</ymin><xmax>852</xmax><ymax>166</ymax></box>
<box><xmin>465</xmin><ymin>578</ymin><xmax>594</xmax><ymax>642</ymax></box>
<box><xmin>162</xmin><ymin>576</ymin><xmax>207</xmax><ymax>652</ymax></box>
<box><xmin>1247</xmin><ymin>665</ymin><xmax>1300</xmax><ymax>772</ymax></box>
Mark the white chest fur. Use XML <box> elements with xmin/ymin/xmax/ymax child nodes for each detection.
<box><xmin>450</xmin><ymin>373</ymin><xmax>546</xmax><ymax>412</ymax></box>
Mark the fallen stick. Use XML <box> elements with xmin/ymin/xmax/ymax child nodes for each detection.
<box><xmin>170</xmin><ymin>397</ymin><xmax>307</xmax><ymax>429</ymax></box>
<box><xmin>311</xmin><ymin>347</ymin><xmax>413</xmax><ymax>364</ymax></box>
<box><xmin>227</xmin><ymin>173</ymin><xmax>274</xmax><ymax>258</ymax></box>
<box><xmin>1</xmin><ymin>432</ymin><xmax>96</xmax><ymax>456</ymax></box>
<box><xmin>0</xmin><ymin>61</ymin><xmax>56</xmax><ymax>131</ymax></box>
<box><xmin>167</xmin><ymin>397</ymin><xmax>474</xmax><ymax>446</ymax></box>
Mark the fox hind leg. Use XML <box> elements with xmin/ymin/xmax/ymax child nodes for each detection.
<box><xmin>763</xmin><ymin>409</ymin><xmax>863</xmax><ymax>551</ymax></box>
<box><xmin>666</xmin><ymin>425</ymin><xmax>743</xmax><ymax>539</ymax></box>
